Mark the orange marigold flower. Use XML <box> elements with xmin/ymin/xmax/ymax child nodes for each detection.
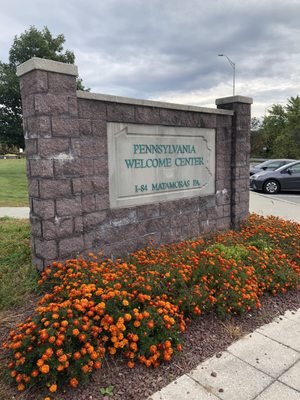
<box><xmin>49</xmin><ymin>384</ymin><xmax>57</xmax><ymax>393</ymax></box>
<box><xmin>81</xmin><ymin>365</ymin><xmax>89</xmax><ymax>374</ymax></box>
<box><xmin>17</xmin><ymin>383</ymin><xmax>25</xmax><ymax>391</ymax></box>
<box><xmin>69</xmin><ymin>377</ymin><xmax>78</xmax><ymax>388</ymax></box>
<box><xmin>59</xmin><ymin>354</ymin><xmax>67</xmax><ymax>363</ymax></box>
<box><xmin>124</xmin><ymin>313</ymin><xmax>132</xmax><ymax>321</ymax></box>
<box><xmin>40</xmin><ymin>364</ymin><xmax>50</xmax><ymax>374</ymax></box>
<box><xmin>37</xmin><ymin>359</ymin><xmax>44</xmax><ymax>367</ymax></box>
<box><xmin>31</xmin><ymin>370</ymin><xmax>39</xmax><ymax>378</ymax></box>
<box><xmin>73</xmin><ymin>352</ymin><xmax>81</xmax><ymax>360</ymax></box>
<box><xmin>127</xmin><ymin>361</ymin><xmax>135</xmax><ymax>368</ymax></box>
<box><xmin>72</xmin><ymin>328</ymin><xmax>80</xmax><ymax>336</ymax></box>
<box><xmin>147</xmin><ymin>320</ymin><xmax>154</xmax><ymax>329</ymax></box>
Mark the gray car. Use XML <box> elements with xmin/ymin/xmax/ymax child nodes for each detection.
<box><xmin>250</xmin><ymin>159</ymin><xmax>296</xmax><ymax>176</ymax></box>
<box><xmin>250</xmin><ymin>160</ymin><xmax>300</xmax><ymax>194</ymax></box>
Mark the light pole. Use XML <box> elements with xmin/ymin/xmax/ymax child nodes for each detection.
<box><xmin>218</xmin><ymin>54</ymin><xmax>235</xmax><ymax>96</ymax></box>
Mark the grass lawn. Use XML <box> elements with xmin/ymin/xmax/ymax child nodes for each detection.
<box><xmin>0</xmin><ymin>159</ymin><xmax>28</xmax><ymax>207</ymax></box>
<box><xmin>0</xmin><ymin>218</ymin><xmax>39</xmax><ymax>311</ymax></box>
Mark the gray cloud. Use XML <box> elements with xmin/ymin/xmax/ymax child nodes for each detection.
<box><xmin>1</xmin><ymin>0</ymin><xmax>300</xmax><ymax>116</ymax></box>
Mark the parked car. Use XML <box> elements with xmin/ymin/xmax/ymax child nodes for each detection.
<box><xmin>250</xmin><ymin>159</ymin><xmax>296</xmax><ymax>176</ymax></box>
<box><xmin>250</xmin><ymin>160</ymin><xmax>300</xmax><ymax>194</ymax></box>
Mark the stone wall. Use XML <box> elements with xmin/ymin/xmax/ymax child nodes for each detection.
<box><xmin>17</xmin><ymin>57</ymin><xmax>252</xmax><ymax>269</ymax></box>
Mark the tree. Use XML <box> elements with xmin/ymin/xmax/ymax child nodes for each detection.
<box><xmin>0</xmin><ymin>26</ymin><xmax>87</xmax><ymax>148</ymax></box>
<box><xmin>257</xmin><ymin>97</ymin><xmax>300</xmax><ymax>159</ymax></box>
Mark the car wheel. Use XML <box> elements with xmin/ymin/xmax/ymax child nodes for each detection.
<box><xmin>263</xmin><ymin>179</ymin><xmax>280</xmax><ymax>194</ymax></box>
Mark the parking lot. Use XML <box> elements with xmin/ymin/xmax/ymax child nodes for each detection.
<box><xmin>273</xmin><ymin>192</ymin><xmax>300</xmax><ymax>205</ymax></box>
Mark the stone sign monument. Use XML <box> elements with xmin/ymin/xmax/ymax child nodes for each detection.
<box><xmin>17</xmin><ymin>57</ymin><xmax>252</xmax><ymax>269</ymax></box>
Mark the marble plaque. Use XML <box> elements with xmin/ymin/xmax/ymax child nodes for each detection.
<box><xmin>107</xmin><ymin>123</ymin><xmax>215</xmax><ymax>208</ymax></box>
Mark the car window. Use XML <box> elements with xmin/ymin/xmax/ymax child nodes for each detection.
<box><xmin>265</xmin><ymin>162</ymin><xmax>281</xmax><ymax>169</ymax></box>
<box><xmin>288</xmin><ymin>163</ymin><xmax>300</xmax><ymax>173</ymax></box>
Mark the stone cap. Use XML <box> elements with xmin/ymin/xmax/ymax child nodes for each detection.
<box><xmin>215</xmin><ymin>95</ymin><xmax>253</xmax><ymax>105</ymax></box>
<box><xmin>16</xmin><ymin>57</ymin><xmax>78</xmax><ymax>77</ymax></box>
<box><xmin>77</xmin><ymin>91</ymin><xmax>234</xmax><ymax>116</ymax></box>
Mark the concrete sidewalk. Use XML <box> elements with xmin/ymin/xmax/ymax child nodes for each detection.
<box><xmin>0</xmin><ymin>207</ymin><xmax>29</xmax><ymax>219</ymax></box>
<box><xmin>149</xmin><ymin>309</ymin><xmax>300</xmax><ymax>400</ymax></box>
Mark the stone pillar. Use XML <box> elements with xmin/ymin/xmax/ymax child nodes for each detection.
<box><xmin>17</xmin><ymin>58</ymin><xmax>82</xmax><ymax>269</ymax></box>
<box><xmin>216</xmin><ymin>95</ymin><xmax>253</xmax><ymax>228</ymax></box>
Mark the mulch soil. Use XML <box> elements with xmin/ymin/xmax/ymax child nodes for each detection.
<box><xmin>1</xmin><ymin>289</ymin><xmax>300</xmax><ymax>400</ymax></box>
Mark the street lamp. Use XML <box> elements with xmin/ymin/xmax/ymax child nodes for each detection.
<box><xmin>218</xmin><ymin>54</ymin><xmax>236</xmax><ymax>96</ymax></box>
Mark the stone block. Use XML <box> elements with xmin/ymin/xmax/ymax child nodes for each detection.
<box><xmin>38</xmin><ymin>138</ymin><xmax>70</xmax><ymax>157</ymax></box>
<box><xmin>21</xmin><ymin>94</ymin><xmax>35</xmax><ymax>117</ymax></box>
<box><xmin>110</xmin><ymin>210</ymin><xmax>137</xmax><ymax>227</ymax></box>
<box><xmin>78</xmin><ymin>99</ymin><xmax>106</xmax><ymax>119</ymax></box>
<box><xmin>56</xmin><ymin>196</ymin><xmax>82</xmax><ymax>217</ymax></box>
<box><xmin>28</xmin><ymin>179</ymin><xmax>39</xmax><ymax>197</ymax></box>
<box><xmin>68</xmin><ymin>97</ymin><xmax>78</xmax><ymax>117</ymax></box>
<box><xmin>91</xmin><ymin>120</ymin><xmax>107</xmax><ymax>136</ymax></box>
<box><xmin>95</xmin><ymin>193</ymin><xmax>109</xmax><ymax>211</ymax></box>
<box><xmin>30</xmin><ymin>159</ymin><xmax>53</xmax><ymax>178</ymax></box>
<box><xmin>134</xmin><ymin>106</ymin><xmax>161</xmax><ymax>125</ymax></box>
<box><xmin>198</xmin><ymin>113</ymin><xmax>217</xmax><ymax>128</ymax></box>
<box><xmin>54</xmin><ymin>158</ymin><xmax>93</xmax><ymax>178</ymax></box>
<box><xmin>159</xmin><ymin>201</ymin><xmax>181</xmax><ymax>217</ymax></box>
<box><xmin>52</xmin><ymin>117</ymin><xmax>79</xmax><ymax>137</ymax></box>
<box><xmin>94</xmin><ymin>158</ymin><xmax>108</xmax><ymax>175</ymax></box>
<box><xmin>35</xmin><ymin>238</ymin><xmax>58</xmax><ymax>259</ymax></box>
<box><xmin>136</xmin><ymin>204</ymin><xmax>160</xmax><ymax>220</ymax></box>
<box><xmin>119</xmin><ymin>222</ymin><xmax>147</xmax><ymax>238</ymax></box>
<box><xmin>34</xmin><ymin>94</ymin><xmax>69</xmax><ymax>115</ymax></box>
<box><xmin>74</xmin><ymin>216</ymin><xmax>84</xmax><ymax>234</ymax></box>
<box><xmin>79</xmin><ymin>119</ymin><xmax>92</xmax><ymax>135</ymax></box>
<box><xmin>81</xmin><ymin>194</ymin><xmax>96</xmax><ymax>212</ymax></box>
<box><xmin>43</xmin><ymin>218</ymin><xmax>74</xmax><ymax>240</ymax></box>
<box><xmin>72</xmin><ymin>176</ymin><xmax>108</xmax><ymax>194</ymax></box>
<box><xmin>77</xmin><ymin>139</ymin><xmax>106</xmax><ymax>157</ymax></box>
<box><xmin>32</xmin><ymin>198</ymin><xmax>55</xmax><ymax>219</ymax></box>
<box><xmin>20</xmin><ymin>70</ymin><xmax>48</xmax><ymax>95</ymax></box>
<box><xmin>94</xmin><ymin>225</ymin><xmax>123</xmax><ymax>245</ymax></box>
<box><xmin>216</xmin><ymin>216</ymin><xmax>231</xmax><ymax>230</ymax></box>
<box><xmin>39</xmin><ymin>179</ymin><xmax>72</xmax><ymax>199</ymax></box>
<box><xmin>26</xmin><ymin>116</ymin><xmax>52</xmax><ymax>138</ymax></box>
<box><xmin>161</xmin><ymin>227</ymin><xmax>182</xmax><ymax>244</ymax></box>
<box><xmin>25</xmin><ymin>139</ymin><xmax>38</xmax><ymax>156</ymax></box>
<box><xmin>106</xmin><ymin>103</ymin><xmax>135</xmax><ymax>122</ymax></box>
<box><xmin>83</xmin><ymin>211</ymin><xmax>107</xmax><ymax>229</ymax></box>
<box><xmin>58</xmin><ymin>236</ymin><xmax>84</xmax><ymax>257</ymax></box>
<box><xmin>145</xmin><ymin>217</ymin><xmax>170</xmax><ymax>233</ymax></box>
<box><xmin>30</xmin><ymin>217</ymin><xmax>42</xmax><ymax>237</ymax></box>
<box><xmin>48</xmin><ymin>73</ymin><xmax>77</xmax><ymax>94</ymax></box>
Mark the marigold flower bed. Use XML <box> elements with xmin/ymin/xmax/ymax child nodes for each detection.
<box><xmin>2</xmin><ymin>214</ymin><xmax>300</xmax><ymax>398</ymax></box>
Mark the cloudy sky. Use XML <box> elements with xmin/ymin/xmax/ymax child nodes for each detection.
<box><xmin>1</xmin><ymin>0</ymin><xmax>300</xmax><ymax>118</ymax></box>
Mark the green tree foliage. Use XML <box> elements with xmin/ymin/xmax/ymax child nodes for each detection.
<box><xmin>0</xmin><ymin>26</ymin><xmax>87</xmax><ymax>148</ymax></box>
<box><xmin>251</xmin><ymin>97</ymin><xmax>300</xmax><ymax>159</ymax></box>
